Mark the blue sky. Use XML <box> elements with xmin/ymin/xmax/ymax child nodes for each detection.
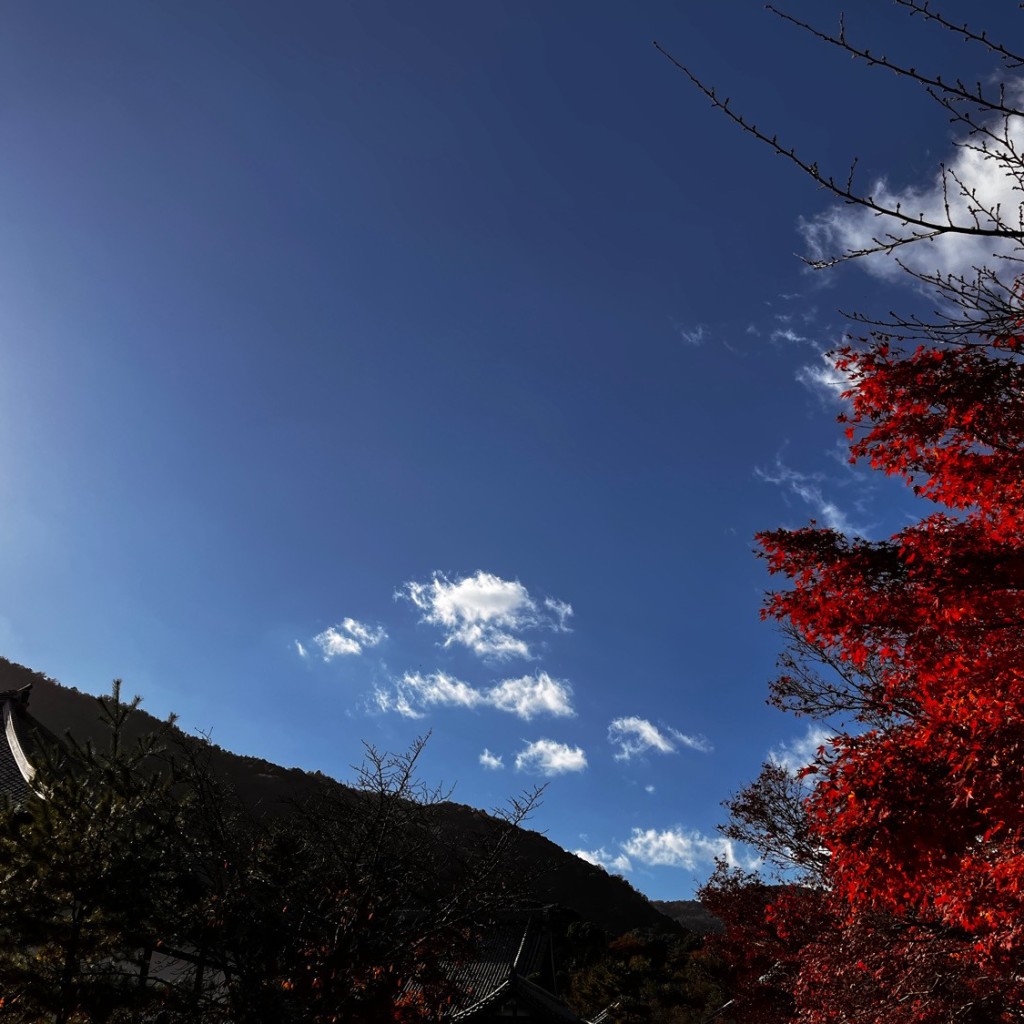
<box><xmin>0</xmin><ymin>1</ymin><xmax>1016</xmax><ymax>900</ymax></box>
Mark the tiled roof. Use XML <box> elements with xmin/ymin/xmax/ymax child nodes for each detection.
<box><xmin>0</xmin><ymin>708</ymin><xmax>29</xmax><ymax>803</ymax></box>
<box><xmin>452</xmin><ymin>971</ymin><xmax>584</xmax><ymax>1022</ymax></box>
<box><xmin>445</xmin><ymin>909</ymin><xmax>550</xmax><ymax>1006</ymax></box>
<box><xmin>0</xmin><ymin>685</ymin><xmax>39</xmax><ymax>805</ymax></box>
<box><xmin>435</xmin><ymin>909</ymin><xmax>591</xmax><ymax>1021</ymax></box>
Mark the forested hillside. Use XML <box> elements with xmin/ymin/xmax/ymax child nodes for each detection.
<box><xmin>0</xmin><ymin>657</ymin><xmax>724</xmax><ymax>1022</ymax></box>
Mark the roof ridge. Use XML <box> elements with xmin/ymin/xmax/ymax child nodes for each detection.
<box><xmin>511</xmin><ymin>914</ymin><xmax>534</xmax><ymax>973</ymax></box>
<box><xmin>0</xmin><ymin>682</ymin><xmax>32</xmax><ymax>705</ymax></box>
<box><xmin>4</xmin><ymin>699</ymin><xmax>37</xmax><ymax>787</ymax></box>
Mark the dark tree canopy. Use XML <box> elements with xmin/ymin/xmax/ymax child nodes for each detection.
<box><xmin>0</xmin><ymin>687</ymin><xmax>542</xmax><ymax>1024</ymax></box>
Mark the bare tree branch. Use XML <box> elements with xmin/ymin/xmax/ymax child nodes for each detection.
<box><xmin>655</xmin><ymin>4</ymin><xmax>1024</xmax><ymax>267</ymax></box>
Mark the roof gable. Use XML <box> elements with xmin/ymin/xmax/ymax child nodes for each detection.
<box><xmin>0</xmin><ymin>685</ymin><xmax>40</xmax><ymax>804</ymax></box>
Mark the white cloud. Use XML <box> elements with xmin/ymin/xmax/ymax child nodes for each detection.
<box><xmin>373</xmin><ymin>687</ymin><xmax>425</xmax><ymax>719</ymax></box>
<box><xmin>801</xmin><ymin>95</ymin><xmax>1024</xmax><ymax>280</ymax></box>
<box><xmin>796</xmin><ymin>350</ymin><xmax>852</xmax><ymax>405</ymax></box>
<box><xmin>678</xmin><ymin>323</ymin><xmax>707</xmax><ymax>346</ymax></box>
<box><xmin>379</xmin><ymin>670</ymin><xmax>574</xmax><ymax>721</ymax></box>
<box><xmin>770</xmin><ymin>327</ymin><xmax>812</xmax><ymax>346</ymax></box>
<box><xmin>769</xmin><ymin>725</ymin><xmax>835</xmax><ymax>776</ymax></box>
<box><xmin>488</xmin><ymin>673</ymin><xmax>575</xmax><ymax>720</ymax></box>
<box><xmin>399</xmin><ymin>571</ymin><xmax>571</xmax><ymax>659</ymax></box>
<box><xmin>295</xmin><ymin>640</ymin><xmax>308</xmax><ymax>659</ymax></box>
<box><xmin>399</xmin><ymin>671</ymin><xmax>485</xmax><ymax>710</ymax></box>
<box><xmin>608</xmin><ymin>717</ymin><xmax>711</xmax><ymax>760</ymax></box>
<box><xmin>611</xmin><ymin>717</ymin><xmax>675</xmax><ymax>758</ymax></box>
<box><xmin>317</xmin><ymin>631</ymin><xmax>361</xmax><ymax>657</ymax></box>
<box><xmin>544</xmin><ymin>597</ymin><xmax>574</xmax><ymax>631</ymax></box>
<box><xmin>479</xmin><ymin>748</ymin><xmax>504</xmax><ymax>770</ymax></box>
<box><xmin>341</xmin><ymin>618</ymin><xmax>387</xmax><ymax>646</ymax></box>
<box><xmin>515</xmin><ymin>738</ymin><xmax>587</xmax><ymax>776</ymax></box>
<box><xmin>756</xmin><ymin>457</ymin><xmax>861</xmax><ymax>536</ymax></box>
<box><xmin>573</xmin><ymin>847</ymin><xmax>632</xmax><ymax>873</ymax></box>
<box><xmin>645</xmin><ymin>784</ymin><xmax>655</xmax><ymax>794</ymax></box>
<box><xmin>312</xmin><ymin>617</ymin><xmax>387</xmax><ymax>660</ymax></box>
<box><xmin>574</xmin><ymin>828</ymin><xmax>759</xmax><ymax>875</ymax></box>
<box><xmin>672</xmin><ymin>729</ymin><xmax>713</xmax><ymax>753</ymax></box>
<box><xmin>622</xmin><ymin>827</ymin><xmax>749</xmax><ymax>871</ymax></box>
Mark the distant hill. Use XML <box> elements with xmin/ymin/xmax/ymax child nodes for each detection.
<box><xmin>1</xmin><ymin>657</ymin><xmax>678</xmax><ymax>939</ymax></box>
<box><xmin>651</xmin><ymin>899</ymin><xmax>723</xmax><ymax>935</ymax></box>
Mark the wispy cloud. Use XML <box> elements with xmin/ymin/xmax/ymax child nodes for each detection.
<box><xmin>796</xmin><ymin>349</ymin><xmax>852</xmax><ymax>405</ymax></box>
<box><xmin>769</xmin><ymin>725</ymin><xmax>835</xmax><ymax>776</ymax></box>
<box><xmin>801</xmin><ymin>93</ymin><xmax>1024</xmax><ymax>280</ymax></box>
<box><xmin>756</xmin><ymin>456</ymin><xmax>862</xmax><ymax>536</ymax></box>
<box><xmin>489</xmin><ymin>673</ymin><xmax>575</xmax><ymax>718</ymax></box>
<box><xmin>770</xmin><ymin>326</ymin><xmax>813</xmax><ymax>346</ymax></box>
<box><xmin>515</xmin><ymin>738</ymin><xmax>587</xmax><ymax>776</ymax></box>
<box><xmin>576</xmin><ymin>827</ymin><xmax>757</xmax><ymax>875</ymax></box>
<box><xmin>306</xmin><ymin>617</ymin><xmax>387</xmax><ymax>661</ymax></box>
<box><xmin>377</xmin><ymin>670</ymin><xmax>575</xmax><ymax>721</ymax></box>
<box><xmin>479</xmin><ymin>748</ymin><xmax>504</xmax><ymax>770</ymax></box>
<box><xmin>373</xmin><ymin>686</ymin><xmax>423</xmax><ymax>719</ymax></box>
<box><xmin>399</xmin><ymin>571</ymin><xmax>572</xmax><ymax>659</ymax></box>
<box><xmin>678</xmin><ymin>323</ymin><xmax>707</xmax><ymax>346</ymax></box>
<box><xmin>390</xmin><ymin>671</ymin><xmax>484</xmax><ymax>713</ymax></box>
<box><xmin>544</xmin><ymin>597</ymin><xmax>574</xmax><ymax>632</ymax></box>
<box><xmin>608</xmin><ymin>716</ymin><xmax>711</xmax><ymax>760</ymax></box>
<box><xmin>573</xmin><ymin>847</ymin><xmax>632</xmax><ymax>872</ymax></box>
<box><xmin>622</xmin><ymin>827</ymin><xmax>752</xmax><ymax>871</ymax></box>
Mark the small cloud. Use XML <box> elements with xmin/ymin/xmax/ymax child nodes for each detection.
<box><xmin>573</xmin><ymin>847</ymin><xmax>632</xmax><ymax>873</ymax></box>
<box><xmin>316</xmin><ymin>630</ymin><xmax>361</xmax><ymax>657</ymax></box>
<box><xmin>479</xmin><ymin>748</ymin><xmax>504</xmax><ymax>770</ymax></box>
<box><xmin>770</xmin><ymin>327</ymin><xmax>812</xmax><ymax>346</ymax></box>
<box><xmin>755</xmin><ymin>457</ymin><xmax>862</xmax><ymax>536</ymax></box>
<box><xmin>799</xmin><ymin>89</ymin><xmax>1024</xmax><ymax>280</ymax></box>
<box><xmin>608</xmin><ymin>717</ymin><xmax>711</xmax><ymax>760</ymax></box>
<box><xmin>488</xmin><ymin>673</ymin><xmax>574</xmax><ymax>720</ymax></box>
<box><xmin>645</xmin><ymin>784</ymin><xmax>655</xmax><ymax>794</ymax></box>
<box><xmin>575</xmin><ymin>828</ymin><xmax>758</xmax><ymax>875</ymax></box>
<box><xmin>378</xmin><ymin>670</ymin><xmax>575</xmax><ymax>721</ymax></box>
<box><xmin>515</xmin><ymin>738</ymin><xmax>587</xmax><ymax>776</ymax></box>
<box><xmin>622</xmin><ymin>827</ymin><xmax>753</xmax><ymax>871</ymax></box>
<box><xmin>312</xmin><ymin>618</ymin><xmax>387</xmax><ymax>661</ymax></box>
<box><xmin>295</xmin><ymin>640</ymin><xmax>308</xmax><ymax>659</ymax></box>
<box><xmin>341</xmin><ymin>617</ymin><xmax>387</xmax><ymax>647</ymax></box>
<box><xmin>678</xmin><ymin>324</ymin><xmax>707</xmax><ymax>346</ymax></box>
<box><xmin>609</xmin><ymin>717</ymin><xmax>674</xmax><ymax>759</ymax></box>
<box><xmin>399</xmin><ymin>571</ymin><xmax>570</xmax><ymax>660</ymax></box>
<box><xmin>670</xmin><ymin>728</ymin><xmax>713</xmax><ymax>753</ymax></box>
<box><xmin>373</xmin><ymin>687</ymin><xmax>425</xmax><ymax>719</ymax></box>
<box><xmin>769</xmin><ymin>725</ymin><xmax>835</xmax><ymax>777</ymax></box>
<box><xmin>398</xmin><ymin>671</ymin><xmax>484</xmax><ymax>711</ymax></box>
<box><xmin>544</xmin><ymin>597</ymin><xmax>574</xmax><ymax>632</ymax></box>
<box><xmin>796</xmin><ymin>350</ymin><xmax>852</xmax><ymax>405</ymax></box>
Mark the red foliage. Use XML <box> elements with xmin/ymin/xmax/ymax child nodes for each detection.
<box><xmin>708</xmin><ymin>330</ymin><xmax>1024</xmax><ymax>1022</ymax></box>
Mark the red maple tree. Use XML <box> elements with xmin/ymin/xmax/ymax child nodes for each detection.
<box><xmin>702</xmin><ymin>326</ymin><xmax>1024</xmax><ymax>1023</ymax></box>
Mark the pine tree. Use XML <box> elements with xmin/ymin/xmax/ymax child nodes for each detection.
<box><xmin>0</xmin><ymin>681</ymin><xmax>186</xmax><ymax>1023</ymax></box>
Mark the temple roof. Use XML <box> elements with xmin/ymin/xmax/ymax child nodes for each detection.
<box><xmin>446</xmin><ymin>908</ymin><xmax>550</xmax><ymax>1003</ymax></box>
<box><xmin>453</xmin><ymin>971</ymin><xmax>583</xmax><ymax>1022</ymax></box>
<box><xmin>439</xmin><ymin>908</ymin><xmax>590</xmax><ymax>1022</ymax></box>
<box><xmin>0</xmin><ymin>684</ymin><xmax>39</xmax><ymax>804</ymax></box>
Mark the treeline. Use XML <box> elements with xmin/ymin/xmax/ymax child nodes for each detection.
<box><xmin>0</xmin><ymin>685</ymin><xmax>728</xmax><ymax>1024</ymax></box>
<box><xmin>0</xmin><ymin>683</ymin><xmax>539</xmax><ymax>1023</ymax></box>
<box><xmin>557</xmin><ymin>920</ymin><xmax>727</xmax><ymax>1024</ymax></box>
